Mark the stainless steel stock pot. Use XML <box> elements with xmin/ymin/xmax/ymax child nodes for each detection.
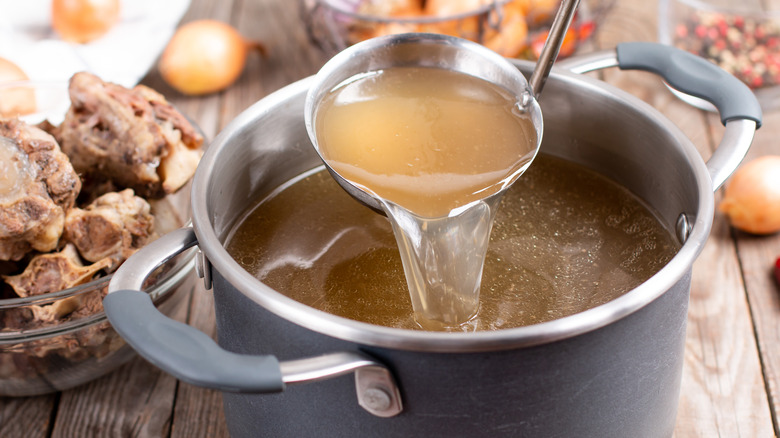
<box><xmin>105</xmin><ymin>40</ymin><xmax>761</xmax><ymax>438</ymax></box>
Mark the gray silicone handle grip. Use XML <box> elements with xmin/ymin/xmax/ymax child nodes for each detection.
<box><xmin>104</xmin><ymin>289</ymin><xmax>284</xmax><ymax>393</ymax></box>
<box><xmin>616</xmin><ymin>42</ymin><xmax>762</xmax><ymax>128</ymax></box>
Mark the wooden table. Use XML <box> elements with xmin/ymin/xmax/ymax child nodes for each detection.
<box><xmin>2</xmin><ymin>0</ymin><xmax>780</xmax><ymax>436</ymax></box>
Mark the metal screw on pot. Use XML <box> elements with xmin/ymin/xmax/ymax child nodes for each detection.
<box><xmin>362</xmin><ymin>387</ymin><xmax>392</xmax><ymax>412</ymax></box>
<box><xmin>676</xmin><ymin>213</ymin><xmax>692</xmax><ymax>243</ymax></box>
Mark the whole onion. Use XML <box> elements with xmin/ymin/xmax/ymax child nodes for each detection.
<box><xmin>52</xmin><ymin>0</ymin><xmax>120</xmax><ymax>44</ymax></box>
<box><xmin>158</xmin><ymin>20</ymin><xmax>266</xmax><ymax>96</ymax></box>
<box><xmin>0</xmin><ymin>58</ymin><xmax>35</xmax><ymax>117</ymax></box>
<box><xmin>718</xmin><ymin>155</ymin><xmax>780</xmax><ymax>235</ymax></box>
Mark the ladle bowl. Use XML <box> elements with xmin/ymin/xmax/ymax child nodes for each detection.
<box><xmin>303</xmin><ymin>32</ymin><xmax>544</xmax><ymax>215</ymax></box>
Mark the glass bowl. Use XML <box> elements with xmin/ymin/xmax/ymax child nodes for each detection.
<box><xmin>659</xmin><ymin>0</ymin><xmax>780</xmax><ymax>111</ymax></box>
<box><xmin>0</xmin><ymin>80</ymin><xmax>199</xmax><ymax>396</ymax></box>
<box><xmin>301</xmin><ymin>0</ymin><xmax>613</xmax><ymax>60</ymax></box>
<box><xmin>0</xmin><ymin>253</ymin><xmax>195</xmax><ymax>397</ymax></box>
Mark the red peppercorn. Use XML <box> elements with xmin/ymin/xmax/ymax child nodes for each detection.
<box><xmin>676</xmin><ymin>23</ymin><xmax>688</xmax><ymax>38</ymax></box>
<box><xmin>735</xmin><ymin>15</ymin><xmax>745</xmax><ymax>30</ymax></box>
<box><xmin>755</xmin><ymin>25</ymin><xmax>766</xmax><ymax>40</ymax></box>
<box><xmin>775</xmin><ymin>257</ymin><xmax>780</xmax><ymax>286</ymax></box>
<box><xmin>578</xmin><ymin>21</ymin><xmax>595</xmax><ymax>40</ymax></box>
<box><xmin>717</xmin><ymin>21</ymin><xmax>728</xmax><ymax>37</ymax></box>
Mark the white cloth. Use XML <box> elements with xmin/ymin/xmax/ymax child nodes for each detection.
<box><xmin>0</xmin><ymin>0</ymin><xmax>190</xmax><ymax>87</ymax></box>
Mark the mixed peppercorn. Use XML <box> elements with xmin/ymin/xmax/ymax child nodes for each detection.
<box><xmin>673</xmin><ymin>10</ymin><xmax>780</xmax><ymax>89</ymax></box>
<box><xmin>676</xmin><ymin>11</ymin><xmax>780</xmax><ymax>284</ymax></box>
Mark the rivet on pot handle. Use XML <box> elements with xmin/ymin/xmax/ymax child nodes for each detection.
<box><xmin>105</xmin><ymin>227</ymin><xmax>402</xmax><ymax>418</ymax></box>
<box><xmin>556</xmin><ymin>41</ymin><xmax>762</xmax><ymax>191</ymax></box>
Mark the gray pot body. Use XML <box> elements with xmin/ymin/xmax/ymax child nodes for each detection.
<box><xmin>215</xmin><ymin>268</ymin><xmax>689</xmax><ymax>438</ymax></box>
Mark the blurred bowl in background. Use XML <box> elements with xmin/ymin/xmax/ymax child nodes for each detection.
<box><xmin>301</xmin><ymin>0</ymin><xmax>612</xmax><ymax>60</ymax></box>
<box><xmin>659</xmin><ymin>0</ymin><xmax>780</xmax><ymax>111</ymax></box>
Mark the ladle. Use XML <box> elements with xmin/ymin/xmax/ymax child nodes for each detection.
<box><xmin>303</xmin><ymin>0</ymin><xmax>578</xmax><ymax>330</ymax></box>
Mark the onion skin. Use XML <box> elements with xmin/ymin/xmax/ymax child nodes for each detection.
<box><xmin>52</xmin><ymin>0</ymin><xmax>120</xmax><ymax>44</ymax></box>
<box><xmin>0</xmin><ymin>57</ymin><xmax>35</xmax><ymax>117</ymax></box>
<box><xmin>158</xmin><ymin>20</ymin><xmax>264</xmax><ymax>96</ymax></box>
<box><xmin>718</xmin><ymin>156</ymin><xmax>780</xmax><ymax>235</ymax></box>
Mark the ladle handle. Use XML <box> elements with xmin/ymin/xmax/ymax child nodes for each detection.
<box><xmin>556</xmin><ymin>42</ymin><xmax>762</xmax><ymax>191</ymax></box>
<box><xmin>528</xmin><ymin>0</ymin><xmax>581</xmax><ymax>98</ymax></box>
<box><xmin>104</xmin><ymin>227</ymin><xmax>402</xmax><ymax>417</ymax></box>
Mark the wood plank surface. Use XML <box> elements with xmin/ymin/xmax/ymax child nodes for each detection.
<box><xmin>51</xmin><ymin>356</ymin><xmax>177</xmax><ymax>438</ymax></box>
<box><xmin>0</xmin><ymin>395</ymin><xmax>55</xmax><ymax>438</ymax></box>
<box><xmin>2</xmin><ymin>0</ymin><xmax>780</xmax><ymax>436</ymax></box>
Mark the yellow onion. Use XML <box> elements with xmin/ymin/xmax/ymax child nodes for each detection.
<box><xmin>52</xmin><ymin>0</ymin><xmax>120</xmax><ymax>44</ymax></box>
<box><xmin>158</xmin><ymin>20</ymin><xmax>266</xmax><ymax>96</ymax></box>
<box><xmin>718</xmin><ymin>155</ymin><xmax>780</xmax><ymax>235</ymax></box>
<box><xmin>0</xmin><ymin>57</ymin><xmax>35</xmax><ymax>117</ymax></box>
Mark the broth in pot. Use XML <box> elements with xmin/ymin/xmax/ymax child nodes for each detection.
<box><xmin>225</xmin><ymin>154</ymin><xmax>680</xmax><ymax>331</ymax></box>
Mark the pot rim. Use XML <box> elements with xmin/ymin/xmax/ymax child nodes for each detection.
<box><xmin>191</xmin><ymin>63</ymin><xmax>714</xmax><ymax>353</ymax></box>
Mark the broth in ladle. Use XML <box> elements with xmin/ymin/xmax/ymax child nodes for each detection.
<box><xmin>225</xmin><ymin>154</ymin><xmax>680</xmax><ymax>331</ymax></box>
<box><xmin>315</xmin><ymin>67</ymin><xmax>537</xmax><ymax>217</ymax></box>
<box><xmin>311</xmin><ymin>66</ymin><xmax>539</xmax><ymax>330</ymax></box>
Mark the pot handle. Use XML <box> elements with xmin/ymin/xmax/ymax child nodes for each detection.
<box><xmin>555</xmin><ymin>41</ymin><xmax>762</xmax><ymax>191</ymax></box>
<box><xmin>104</xmin><ymin>227</ymin><xmax>402</xmax><ymax>418</ymax></box>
